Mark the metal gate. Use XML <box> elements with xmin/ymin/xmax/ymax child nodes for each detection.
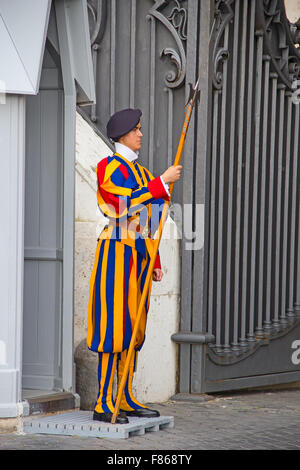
<box><xmin>203</xmin><ymin>0</ymin><xmax>300</xmax><ymax>392</ymax></box>
<box><xmin>84</xmin><ymin>0</ymin><xmax>300</xmax><ymax>394</ymax></box>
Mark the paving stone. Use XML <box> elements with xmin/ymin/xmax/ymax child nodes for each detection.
<box><xmin>1</xmin><ymin>389</ymin><xmax>300</xmax><ymax>450</ymax></box>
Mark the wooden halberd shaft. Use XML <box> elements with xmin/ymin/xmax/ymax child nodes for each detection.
<box><xmin>111</xmin><ymin>82</ymin><xmax>200</xmax><ymax>424</ymax></box>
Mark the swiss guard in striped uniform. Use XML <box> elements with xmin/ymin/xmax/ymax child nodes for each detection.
<box><xmin>87</xmin><ymin>108</ymin><xmax>182</xmax><ymax>423</ymax></box>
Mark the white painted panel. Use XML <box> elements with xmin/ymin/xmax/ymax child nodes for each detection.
<box><xmin>0</xmin><ymin>95</ymin><xmax>26</xmax><ymax>416</ymax></box>
<box><xmin>0</xmin><ymin>16</ymin><xmax>34</xmax><ymax>94</ymax></box>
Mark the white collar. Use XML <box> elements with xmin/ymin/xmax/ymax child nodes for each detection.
<box><xmin>114</xmin><ymin>142</ymin><xmax>139</xmax><ymax>162</ymax></box>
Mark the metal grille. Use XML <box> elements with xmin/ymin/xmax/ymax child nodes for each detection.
<box><xmin>207</xmin><ymin>0</ymin><xmax>300</xmax><ymax>363</ymax></box>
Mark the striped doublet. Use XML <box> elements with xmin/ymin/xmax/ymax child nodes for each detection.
<box><xmin>87</xmin><ymin>153</ymin><xmax>169</xmax><ymax>354</ymax></box>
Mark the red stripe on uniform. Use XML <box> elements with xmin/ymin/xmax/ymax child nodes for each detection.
<box><xmin>97</xmin><ymin>158</ymin><xmax>109</xmax><ymax>186</ymax></box>
<box><xmin>129</xmin><ymin>252</ymin><xmax>133</xmax><ymax>276</ymax></box>
<box><xmin>99</xmin><ymin>186</ymin><xmax>125</xmax><ymax>215</ymax></box>
<box><xmin>118</xmin><ymin>163</ymin><xmax>129</xmax><ymax>180</ymax></box>
<box><xmin>123</xmin><ymin>273</ymin><xmax>127</xmax><ymax>336</ymax></box>
<box><xmin>97</xmin><ymin>158</ymin><xmax>127</xmax><ymax>215</ymax></box>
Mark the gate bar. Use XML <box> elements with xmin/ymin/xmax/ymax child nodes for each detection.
<box><xmin>281</xmin><ymin>92</ymin><xmax>292</xmax><ymax>322</ymax></box>
<box><xmin>232</xmin><ymin>0</ymin><xmax>248</xmax><ymax>351</ymax></box>
<box><xmin>288</xmin><ymin>104</ymin><xmax>299</xmax><ymax>317</ymax></box>
<box><xmin>264</xmin><ymin>73</ymin><xmax>278</xmax><ymax>333</ymax></box>
<box><xmin>257</xmin><ymin>55</ymin><xmax>270</xmax><ymax>336</ymax></box>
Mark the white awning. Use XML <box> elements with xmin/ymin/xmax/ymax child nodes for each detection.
<box><xmin>0</xmin><ymin>0</ymin><xmax>95</xmax><ymax>104</ymax></box>
<box><xmin>0</xmin><ymin>0</ymin><xmax>51</xmax><ymax>94</ymax></box>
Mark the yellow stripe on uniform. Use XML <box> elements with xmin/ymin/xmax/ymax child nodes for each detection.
<box><xmin>138</xmin><ymin>165</ymin><xmax>150</xmax><ymax>184</ymax></box>
<box><xmin>101</xmin><ymin>178</ymin><xmax>132</xmax><ymax>197</ymax></box>
<box><xmin>99</xmin><ymin>240</ymin><xmax>110</xmax><ymax>352</ymax></box>
<box><xmin>103</xmin><ymin>159</ymin><xmax>121</xmax><ymax>183</ymax></box>
<box><xmin>136</xmin><ymin>255</ymin><xmax>149</xmax><ymax>347</ymax></box>
<box><xmin>117</xmin><ymin>349</ymin><xmax>147</xmax><ymax>411</ymax></box>
<box><xmin>94</xmin><ymin>352</ymin><xmax>118</xmax><ymax>413</ymax></box>
<box><xmin>115</xmin><ymin>153</ymin><xmax>143</xmax><ymax>187</ymax></box>
<box><xmin>113</xmin><ymin>242</ymin><xmax>125</xmax><ymax>351</ymax></box>
<box><xmin>87</xmin><ymin>240</ymin><xmax>102</xmax><ymax>348</ymax></box>
<box><xmin>128</xmin><ymin>248</ymin><xmax>138</xmax><ymax>341</ymax></box>
<box><xmin>105</xmin><ymin>353</ymin><xmax>118</xmax><ymax>413</ymax></box>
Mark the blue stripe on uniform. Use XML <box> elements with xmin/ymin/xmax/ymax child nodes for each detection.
<box><xmin>136</xmin><ymin>253</ymin><xmax>151</xmax><ymax>351</ymax></box>
<box><xmin>123</xmin><ymin>350</ymin><xmax>144</xmax><ymax>410</ymax></box>
<box><xmin>101</xmin><ymin>353</ymin><xmax>115</xmax><ymax>412</ymax></box>
<box><xmin>122</xmin><ymin>246</ymin><xmax>133</xmax><ymax>350</ymax></box>
<box><xmin>133</xmin><ymin>162</ymin><xmax>144</xmax><ymax>183</ymax></box>
<box><xmin>90</xmin><ymin>241</ymin><xmax>105</xmax><ymax>351</ymax></box>
<box><xmin>110</xmin><ymin>166</ymin><xmax>126</xmax><ymax>186</ymax></box>
<box><xmin>95</xmin><ymin>352</ymin><xmax>103</xmax><ymax>408</ymax></box>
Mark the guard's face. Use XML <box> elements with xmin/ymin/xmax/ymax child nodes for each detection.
<box><xmin>119</xmin><ymin>122</ymin><xmax>143</xmax><ymax>152</ymax></box>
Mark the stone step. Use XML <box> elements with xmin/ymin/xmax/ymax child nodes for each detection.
<box><xmin>23</xmin><ymin>392</ymin><xmax>80</xmax><ymax>416</ymax></box>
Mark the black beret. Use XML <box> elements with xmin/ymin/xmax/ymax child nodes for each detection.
<box><xmin>106</xmin><ymin>108</ymin><xmax>142</xmax><ymax>140</ymax></box>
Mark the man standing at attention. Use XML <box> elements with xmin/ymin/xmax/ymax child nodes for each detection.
<box><xmin>87</xmin><ymin>108</ymin><xmax>182</xmax><ymax>424</ymax></box>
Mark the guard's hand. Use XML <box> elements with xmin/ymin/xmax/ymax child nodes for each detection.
<box><xmin>161</xmin><ymin>165</ymin><xmax>182</xmax><ymax>184</ymax></box>
<box><xmin>153</xmin><ymin>268</ymin><xmax>163</xmax><ymax>282</ymax></box>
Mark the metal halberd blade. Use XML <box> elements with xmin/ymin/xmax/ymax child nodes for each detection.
<box><xmin>186</xmin><ymin>77</ymin><xmax>201</xmax><ymax>106</ymax></box>
<box><xmin>186</xmin><ymin>17</ymin><xmax>216</xmax><ymax>106</ymax></box>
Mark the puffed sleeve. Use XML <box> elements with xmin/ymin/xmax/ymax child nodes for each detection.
<box><xmin>97</xmin><ymin>157</ymin><xmax>169</xmax><ymax>220</ymax></box>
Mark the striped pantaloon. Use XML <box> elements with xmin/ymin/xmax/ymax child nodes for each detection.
<box><xmin>95</xmin><ymin>348</ymin><xmax>147</xmax><ymax>413</ymax></box>
<box><xmin>87</xmin><ymin>238</ymin><xmax>153</xmax><ymax>411</ymax></box>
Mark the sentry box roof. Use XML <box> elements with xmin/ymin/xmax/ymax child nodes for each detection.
<box><xmin>0</xmin><ymin>0</ymin><xmax>95</xmax><ymax>104</ymax></box>
<box><xmin>0</xmin><ymin>0</ymin><xmax>51</xmax><ymax>95</ymax></box>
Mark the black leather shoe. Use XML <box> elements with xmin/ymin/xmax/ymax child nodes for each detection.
<box><xmin>121</xmin><ymin>408</ymin><xmax>160</xmax><ymax>418</ymax></box>
<box><xmin>93</xmin><ymin>411</ymin><xmax>129</xmax><ymax>424</ymax></box>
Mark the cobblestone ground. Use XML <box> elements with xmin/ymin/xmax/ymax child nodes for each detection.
<box><xmin>1</xmin><ymin>389</ymin><xmax>300</xmax><ymax>450</ymax></box>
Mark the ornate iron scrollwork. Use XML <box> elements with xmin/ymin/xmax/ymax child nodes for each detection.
<box><xmin>147</xmin><ymin>0</ymin><xmax>188</xmax><ymax>89</ymax></box>
<box><xmin>166</xmin><ymin>0</ymin><xmax>187</xmax><ymax>41</ymax></box>
<box><xmin>256</xmin><ymin>0</ymin><xmax>300</xmax><ymax>88</ymax></box>
<box><xmin>212</xmin><ymin>0</ymin><xmax>234</xmax><ymax>90</ymax></box>
<box><xmin>212</xmin><ymin>0</ymin><xmax>300</xmax><ymax>90</ymax></box>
